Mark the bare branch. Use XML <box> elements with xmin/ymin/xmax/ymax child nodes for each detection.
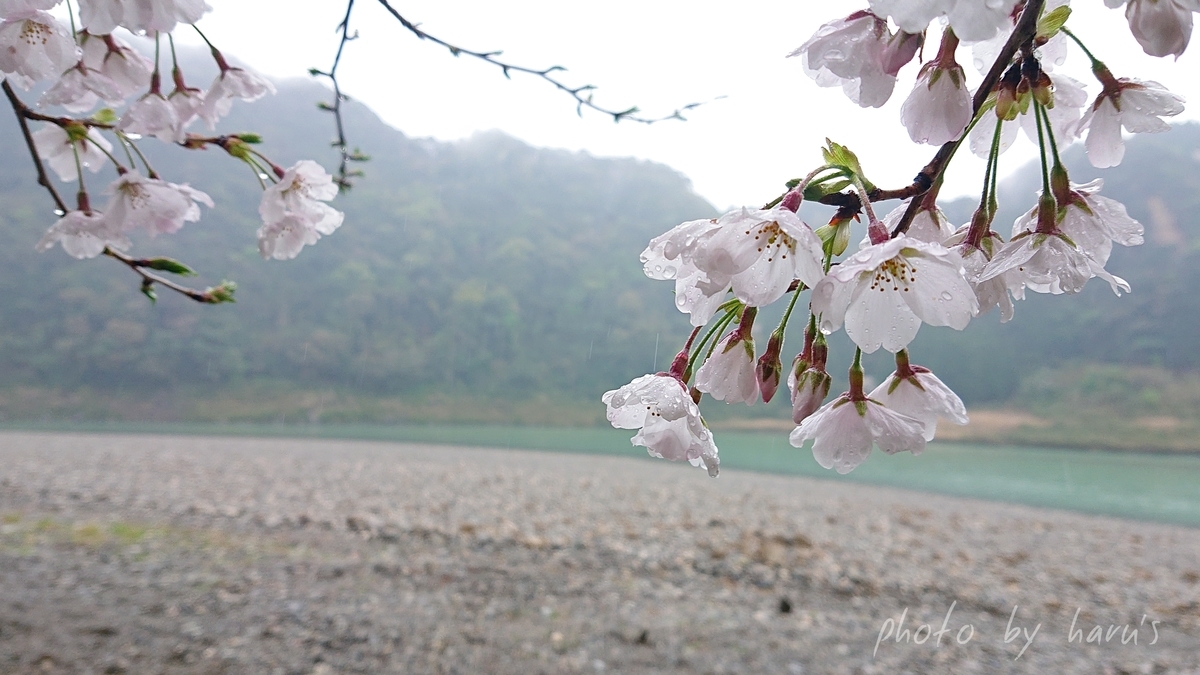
<box><xmin>374</xmin><ymin>0</ymin><xmax>711</xmax><ymax>125</ymax></box>
<box><xmin>311</xmin><ymin>0</ymin><xmax>365</xmax><ymax>191</ymax></box>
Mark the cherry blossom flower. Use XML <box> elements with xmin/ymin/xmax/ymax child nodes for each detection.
<box><xmin>695</xmin><ymin>309</ymin><xmax>757</xmax><ymax>405</ymax></box>
<box><xmin>902</xmin><ymin>59</ymin><xmax>973</xmax><ymax>146</ymax></box>
<box><xmin>947</xmin><ymin>227</ymin><xmax>1017</xmax><ymax>322</ymax></box>
<box><xmin>602</xmin><ymin>373</ymin><xmax>720</xmax><ymax>477</ymax></box>
<box><xmin>80</xmin><ymin>0</ymin><xmax>212</xmax><ymax>34</ymax></box>
<box><xmin>101</xmin><ymin>170</ymin><xmax>213</xmax><ymax>236</ymax></box>
<box><xmin>693</xmin><ymin>206</ymin><xmax>825</xmax><ymax>308</ymax></box>
<box><xmin>1077</xmin><ymin>76</ymin><xmax>1185</xmax><ymax>168</ymax></box>
<box><xmin>1107</xmin><ymin>0</ymin><xmax>1200</xmax><ymax>58</ymax></box>
<box><xmin>168</xmin><ymin>82</ymin><xmax>204</xmax><ymax>130</ymax></box>
<box><xmin>641</xmin><ymin>207</ymin><xmax>823</xmax><ymax>325</ymax></box>
<box><xmin>790</xmin><ymin>11</ymin><xmax>919</xmax><ymax>108</ymax></box>
<box><xmin>0</xmin><ymin>10</ymin><xmax>77</xmax><ymax>82</ymax></box>
<box><xmin>120</xmin><ymin>92</ymin><xmax>183</xmax><ymax>142</ymax></box>
<box><xmin>36</xmin><ymin>210</ymin><xmax>129</xmax><ymax>259</ymax></box>
<box><xmin>77</xmin><ymin>0</ymin><xmax>122</xmax><ymax>34</ymax></box>
<box><xmin>0</xmin><ymin>0</ymin><xmax>62</xmax><ymax>16</ymax></box>
<box><xmin>810</xmin><ymin>236</ymin><xmax>978</xmax><ymax>354</ymax></box>
<box><xmin>983</xmin><ymin>231</ymin><xmax>1128</xmax><ymax>296</ymax></box>
<box><xmin>869</xmin><ymin>0</ymin><xmax>1020</xmax><ymax>42</ymax></box>
<box><xmin>641</xmin><ymin>218</ymin><xmax>724</xmax><ymax>326</ymax></box>
<box><xmin>641</xmin><ymin>217</ymin><xmax>719</xmax><ymax>283</ymax></box>
<box><xmin>199</xmin><ymin>57</ymin><xmax>275</xmax><ymax>129</ymax></box>
<box><xmin>39</xmin><ymin>62</ymin><xmax>124</xmax><ymax>112</ymax></box>
<box><xmin>790</xmin><ymin>395</ymin><xmax>926</xmax><ymax>474</ymax></box>
<box><xmin>31</xmin><ymin>123</ymin><xmax>112</xmax><ymax>182</ymax></box>
<box><xmin>80</xmin><ymin>33</ymin><xmax>152</xmax><ymax>100</ymax></box>
<box><xmin>981</xmin><ymin>197</ymin><xmax>1131</xmax><ymax>296</ymax></box>
<box><xmin>1052</xmin><ymin>178</ymin><xmax>1144</xmax><ymax>266</ymax></box>
<box><xmin>869</xmin><ymin>351</ymin><xmax>968</xmax><ymax>441</ymax></box>
<box><xmin>256</xmin><ymin>160</ymin><xmax>344</xmax><ymax>260</ymax></box>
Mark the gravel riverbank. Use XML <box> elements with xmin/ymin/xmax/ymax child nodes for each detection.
<box><xmin>1</xmin><ymin>432</ymin><xmax>1198</xmax><ymax>674</ymax></box>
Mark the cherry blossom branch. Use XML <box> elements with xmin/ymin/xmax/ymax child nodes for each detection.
<box><xmin>3</xmin><ymin>83</ymin><xmax>115</xmax><ymax>131</ymax></box>
<box><xmin>373</xmin><ymin>0</ymin><xmax>710</xmax><ymax>124</ymax></box>
<box><xmin>5</xmin><ymin>83</ymin><xmax>231</xmax><ymax>305</ymax></box>
<box><xmin>3</xmin><ymin>80</ymin><xmax>69</xmax><ymax>215</ymax></box>
<box><xmin>310</xmin><ymin>0</ymin><xmax>368</xmax><ymax>191</ymax></box>
<box><xmin>102</xmin><ymin>248</ymin><xmax>236</xmax><ymax>304</ymax></box>
<box><xmin>891</xmin><ymin>0</ymin><xmax>1046</xmax><ymax>237</ymax></box>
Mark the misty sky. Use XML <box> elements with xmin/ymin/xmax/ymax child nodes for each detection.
<box><xmin>181</xmin><ymin>1</ymin><xmax>1200</xmax><ymax>211</ymax></box>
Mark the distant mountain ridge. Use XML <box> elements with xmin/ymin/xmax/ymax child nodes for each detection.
<box><xmin>2</xmin><ymin>64</ymin><xmax>1198</xmax><ymax>416</ymax></box>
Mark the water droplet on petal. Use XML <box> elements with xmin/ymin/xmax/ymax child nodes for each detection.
<box><xmin>941</xmin><ymin>291</ymin><xmax>953</xmax><ymax>301</ymax></box>
<box><xmin>53</xmin><ymin>209</ymin><xmax>65</xmax><ymax>216</ymax></box>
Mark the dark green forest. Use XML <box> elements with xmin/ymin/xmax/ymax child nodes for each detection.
<box><xmin>2</xmin><ymin>71</ymin><xmax>1198</xmax><ymax>424</ymax></box>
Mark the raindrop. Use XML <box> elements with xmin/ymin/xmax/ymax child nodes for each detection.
<box><xmin>833</xmin><ymin>451</ymin><xmax>843</xmax><ymax>463</ymax></box>
<box><xmin>940</xmin><ymin>291</ymin><xmax>953</xmax><ymax>301</ymax></box>
<box><xmin>53</xmin><ymin>209</ymin><xmax>65</xmax><ymax>216</ymax></box>
<box><xmin>258</xmin><ymin>172</ymin><xmax>270</xmax><ymax>180</ymax></box>
<box><xmin>825</xmin><ymin>50</ymin><xmax>845</xmax><ymax>62</ymax></box>
<box><xmin>124</xmin><ymin>133</ymin><xmax>142</xmax><ymax>141</ymax></box>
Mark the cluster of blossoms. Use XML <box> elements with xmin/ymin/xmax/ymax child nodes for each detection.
<box><xmin>2</xmin><ymin>0</ymin><xmax>344</xmax><ymax>300</ymax></box>
<box><xmin>604</xmin><ymin>0</ymin><xmax>1178</xmax><ymax>476</ymax></box>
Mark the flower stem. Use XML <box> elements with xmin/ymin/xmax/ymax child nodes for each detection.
<box><xmin>1038</xmin><ymin>98</ymin><xmax>1064</xmax><ymax>172</ymax></box>
<box><xmin>117</xmin><ymin>132</ymin><xmax>157</xmax><ymax>178</ymax></box>
<box><xmin>1033</xmin><ymin>97</ymin><xmax>1052</xmax><ymax>202</ymax></box>
<box><xmin>687</xmin><ymin>305</ymin><xmax>739</xmax><ymax>377</ymax></box>
<box><xmin>775</xmin><ymin>282</ymin><xmax>805</xmax><ymax>338</ymax></box>
<box><xmin>935</xmin><ymin>27</ymin><xmax>960</xmax><ymax>66</ymax></box>
<box><xmin>701</xmin><ymin>311</ymin><xmax>739</xmax><ymax>364</ymax></box>
<box><xmin>64</xmin><ymin>0</ymin><xmax>78</xmax><ymax>41</ymax></box>
<box><xmin>848</xmin><ymin>347</ymin><xmax>865</xmax><ymax>400</ymax></box>
<box><xmin>1060</xmin><ymin>27</ymin><xmax>1103</xmax><ymax>70</ymax></box>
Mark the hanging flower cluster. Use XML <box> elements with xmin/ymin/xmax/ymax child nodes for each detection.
<box><xmin>3</xmin><ymin>0</ymin><xmax>344</xmax><ymax>302</ymax></box>
<box><xmin>605</xmin><ymin>0</ymin><xmax>1181</xmax><ymax>476</ymax></box>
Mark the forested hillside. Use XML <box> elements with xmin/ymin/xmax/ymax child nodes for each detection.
<box><xmin>0</xmin><ymin>77</ymin><xmax>709</xmax><ymax>410</ymax></box>
<box><xmin>2</xmin><ymin>66</ymin><xmax>1199</xmax><ymax>423</ymax></box>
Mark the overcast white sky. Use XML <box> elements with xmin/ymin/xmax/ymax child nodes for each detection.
<box><xmin>179</xmin><ymin>1</ymin><xmax>1200</xmax><ymax>211</ymax></box>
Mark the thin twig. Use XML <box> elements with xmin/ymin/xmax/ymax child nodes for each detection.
<box><xmin>102</xmin><ymin>248</ymin><xmax>214</xmax><ymax>301</ymax></box>
<box><xmin>310</xmin><ymin>0</ymin><xmax>365</xmax><ymax>190</ymax></box>
<box><xmin>374</xmin><ymin>0</ymin><xmax>710</xmax><ymax>124</ymax></box>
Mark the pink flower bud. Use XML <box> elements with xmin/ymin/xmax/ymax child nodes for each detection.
<box><xmin>755</xmin><ymin>333</ymin><xmax>783</xmax><ymax>404</ymax></box>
